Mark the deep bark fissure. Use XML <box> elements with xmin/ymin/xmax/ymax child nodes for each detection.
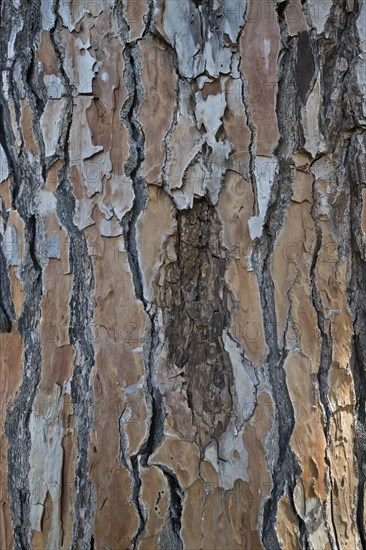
<box><xmin>3</xmin><ymin>2</ymin><xmax>44</xmax><ymax>546</ymax></box>
<box><xmin>119</xmin><ymin>15</ymin><xmax>184</xmax><ymax>546</ymax></box>
<box><xmin>50</xmin><ymin>5</ymin><xmax>97</xmax><ymax>543</ymax></box>
<box><xmin>349</xmin><ymin>132</ymin><xmax>366</xmax><ymax>549</ymax></box>
<box><xmin>260</xmin><ymin>25</ymin><xmax>304</xmax><ymax>549</ymax></box>
<box><xmin>121</xmin><ymin>43</ymin><xmax>148</xmax><ymax>307</ymax></box>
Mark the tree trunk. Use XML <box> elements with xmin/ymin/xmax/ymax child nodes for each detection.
<box><xmin>0</xmin><ymin>0</ymin><xmax>365</xmax><ymax>548</ymax></box>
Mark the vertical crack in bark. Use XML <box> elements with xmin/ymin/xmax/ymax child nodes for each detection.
<box><xmin>54</xmin><ymin>178</ymin><xmax>96</xmax><ymax>547</ymax></box>
<box><xmin>349</xmin><ymin>131</ymin><xmax>366</xmax><ymax>548</ymax></box>
<box><xmin>0</xmin><ymin>246</ymin><xmax>13</xmax><ymax>333</ymax></box>
<box><xmin>309</xmin><ymin>163</ymin><xmax>337</xmax><ymax>548</ymax></box>
<box><xmin>159</xmin><ymin>467</ymin><xmax>184</xmax><ymax>546</ymax></box>
<box><xmin>0</xmin><ymin>200</ymin><xmax>14</xmax><ymax>332</ymax></box>
<box><xmin>310</xmin><ymin>4</ymin><xmax>364</xmax><ymax>546</ymax></box>
<box><xmin>260</xmin><ymin>8</ymin><xmax>306</xmax><ymax>545</ymax></box>
<box><xmin>5</xmin><ymin>216</ymin><xmax>43</xmax><ymax>549</ymax></box>
<box><xmin>258</xmin><ymin>239</ymin><xmax>300</xmax><ymax>550</ymax></box>
<box><xmin>1</xmin><ymin>1</ymin><xmax>44</xmax><ymax>546</ymax></box>
<box><xmin>238</xmin><ymin>4</ymin><xmax>258</xmax><ymax>216</ymax></box>
<box><xmin>309</xmin><ymin>195</ymin><xmax>331</xmax><ymax>433</ymax></box>
<box><xmin>120</xmin><ymin>40</ymin><xmax>151</xmax><ymax>549</ymax></box>
<box><xmin>50</xmin><ymin>6</ymin><xmax>96</xmax><ymax>544</ymax></box>
<box><xmin>119</xmin><ymin>16</ymin><xmax>184</xmax><ymax>546</ymax></box>
<box><xmin>0</xmin><ymin>99</ymin><xmax>21</xmax><ymax>201</ymax></box>
<box><xmin>121</xmin><ymin>43</ymin><xmax>148</xmax><ymax>307</ymax></box>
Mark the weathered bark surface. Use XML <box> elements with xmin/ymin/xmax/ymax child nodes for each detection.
<box><xmin>0</xmin><ymin>0</ymin><xmax>365</xmax><ymax>548</ymax></box>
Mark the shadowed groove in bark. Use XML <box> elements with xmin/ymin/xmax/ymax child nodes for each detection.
<box><xmin>314</xmin><ymin>5</ymin><xmax>364</xmax><ymax>548</ymax></box>
<box><xmin>5</xmin><ymin>215</ymin><xmax>43</xmax><ymax>549</ymax></box>
<box><xmin>310</xmin><ymin>157</ymin><xmax>340</xmax><ymax>550</ymax></box>
<box><xmin>118</xmin><ymin>12</ymin><xmax>184</xmax><ymax>546</ymax></box>
<box><xmin>260</xmin><ymin>5</ymin><xmax>307</xmax><ymax>548</ymax></box>
<box><xmin>0</xmin><ymin>100</ymin><xmax>21</xmax><ymax>200</ymax></box>
<box><xmin>258</xmin><ymin>182</ymin><xmax>302</xmax><ymax>549</ymax></box>
<box><xmin>121</xmin><ymin>42</ymin><xmax>148</xmax><ymax>307</ymax></box>
<box><xmin>0</xmin><ymin>211</ymin><xmax>15</xmax><ymax>333</ymax></box>
<box><xmin>254</xmin><ymin>3</ymin><xmax>328</xmax><ymax>550</ymax></box>
<box><xmin>1</xmin><ymin>1</ymin><xmax>44</xmax><ymax>545</ymax></box>
<box><xmin>120</xmin><ymin>39</ymin><xmax>154</xmax><ymax>549</ymax></box>
<box><xmin>54</xmin><ymin>178</ymin><xmax>96</xmax><ymax>546</ymax></box>
<box><xmin>50</xmin><ymin>3</ymin><xmax>97</xmax><ymax>543</ymax></box>
<box><xmin>349</xmin><ymin>130</ymin><xmax>366</xmax><ymax>548</ymax></box>
<box><xmin>238</xmin><ymin>1</ymin><xmax>257</xmax><ymax>215</ymax></box>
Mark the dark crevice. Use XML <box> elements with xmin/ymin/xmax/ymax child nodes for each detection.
<box><xmin>260</xmin><ymin>6</ymin><xmax>308</xmax><ymax>547</ymax></box>
<box><xmin>237</xmin><ymin>9</ymin><xmax>258</xmax><ymax>217</ymax></box>
<box><xmin>51</xmin><ymin>2</ymin><xmax>97</xmax><ymax>544</ymax></box>
<box><xmin>130</xmin><ymin>455</ymin><xmax>146</xmax><ymax>549</ymax></box>
<box><xmin>349</xmin><ymin>131</ymin><xmax>366</xmax><ymax>548</ymax></box>
<box><xmin>1</xmin><ymin>1</ymin><xmax>44</xmax><ymax>546</ymax></box>
<box><xmin>352</xmin><ymin>337</ymin><xmax>366</xmax><ymax>548</ymax></box>
<box><xmin>27</xmin><ymin>215</ymin><xmax>42</xmax><ymax>274</ymax></box>
<box><xmin>55</xmin><ymin>181</ymin><xmax>96</xmax><ymax>547</ymax></box>
<box><xmin>309</xmin><ymin>182</ymin><xmax>336</xmax><ymax>545</ymax></box>
<box><xmin>276</xmin><ymin>1</ymin><xmax>289</xmax><ymax>18</ymax></box>
<box><xmin>0</xmin><ymin>100</ymin><xmax>21</xmax><ymax>200</ymax></box>
<box><xmin>260</xmin><ymin>258</ymin><xmax>302</xmax><ymax>550</ymax></box>
<box><xmin>0</xmin><ymin>242</ymin><xmax>15</xmax><ymax>332</ymax></box>
<box><xmin>54</xmin><ymin>104</ymin><xmax>96</xmax><ymax>550</ymax></box>
<box><xmin>161</xmin><ymin>468</ymin><xmax>183</xmax><ymax>548</ymax></box>
<box><xmin>130</xmin><ymin>312</ymin><xmax>166</xmax><ymax>550</ymax></box>
<box><xmin>120</xmin><ymin>40</ymin><xmax>151</xmax><ymax>548</ymax></box>
<box><xmin>330</xmin><ymin>490</ymin><xmax>341</xmax><ymax>550</ymax></box>
<box><xmin>119</xmin><ymin>21</ymin><xmax>183</xmax><ymax>547</ymax></box>
<box><xmin>121</xmin><ymin>43</ymin><xmax>148</xmax><ymax>308</ymax></box>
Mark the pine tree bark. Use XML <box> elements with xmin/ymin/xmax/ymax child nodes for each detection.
<box><xmin>0</xmin><ymin>0</ymin><xmax>366</xmax><ymax>548</ymax></box>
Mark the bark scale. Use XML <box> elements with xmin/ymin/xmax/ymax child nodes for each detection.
<box><xmin>0</xmin><ymin>0</ymin><xmax>366</xmax><ymax>548</ymax></box>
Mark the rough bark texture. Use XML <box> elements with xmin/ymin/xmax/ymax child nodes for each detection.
<box><xmin>0</xmin><ymin>0</ymin><xmax>366</xmax><ymax>548</ymax></box>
